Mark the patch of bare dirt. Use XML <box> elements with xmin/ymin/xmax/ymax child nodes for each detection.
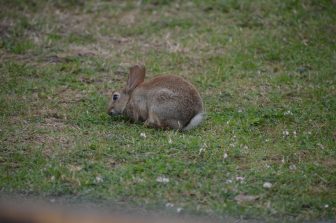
<box><xmin>2</xmin><ymin>122</ymin><xmax>75</xmax><ymax>157</ymax></box>
<box><xmin>119</xmin><ymin>10</ymin><xmax>139</xmax><ymax>26</ymax></box>
<box><xmin>0</xmin><ymin>50</ymin><xmax>40</xmax><ymax>65</ymax></box>
<box><xmin>59</xmin><ymin>45</ymin><xmax>97</xmax><ymax>58</ymax></box>
<box><xmin>44</xmin><ymin>45</ymin><xmax>98</xmax><ymax>64</ymax></box>
<box><xmin>34</xmin><ymin>134</ymin><xmax>74</xmax><ymax>152</ymax></box>
<box><xmin>3</xmin><ymin>107</ymin><xmax>78</xmax><ymax>158</ymax></box>
<box><xmin>308</xmin><ymin>183</ymin><xmax>330</xmax><ymax>197</ymax></box>
<box><xmin>234</xmin><ymin>194</ymin><xmax>259</xmax><ymax>204</ymax></box>
<box><xmin>56</xmin><ymin>87</ymin><xmax>87</xmax><ymax>104</ymax></box>
<box><xmin>320</xmin><ymin>158</ymin><xmax>336</xmax><ymax>168</ymax></box>
<box><xmin>35</xmin><ymin>123</ymin><xmax>78</xmax><ymax>157</ymax></box>
<box><xmin>44</xmin><ymin>40</ymin><xmax>129</xmax><ymax>66</ymax></box>
<box><xmin>51</xmin><ymin>9</ymin><xmax>93</xmax><ymax>36</ymax></box>
<box><xmin>0</xmin><ymin>18</ymin><xmax>15</xmax><ymax>37</ymax></box>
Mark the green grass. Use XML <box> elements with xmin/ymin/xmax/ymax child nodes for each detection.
<box><xmin>0</xmin><ymin>0</ymin><xmax>335</xmax><ymax>222</ymax></box>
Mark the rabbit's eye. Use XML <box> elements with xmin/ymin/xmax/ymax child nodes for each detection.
<box><xmin>112</xmin><ymin>94</ymin><xmax>119</xmax><ymax>101</ymax></box>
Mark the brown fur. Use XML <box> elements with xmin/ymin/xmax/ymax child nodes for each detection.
<box><xmin>108</xmin><ymin>65</ymin><xmax>203</xmax><ymax>130</ymax></box>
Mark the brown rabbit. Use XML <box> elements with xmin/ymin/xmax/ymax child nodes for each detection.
<box><xmin>108</xmin><ymin>65</ymin><xmax>204</xmax><ymax>130</ymax></box>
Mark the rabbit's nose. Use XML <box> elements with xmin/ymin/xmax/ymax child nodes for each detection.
<box><xmin>107</xmin><ymin>108</ymin><xmax>116</xmax><ymax>116</ymax></box>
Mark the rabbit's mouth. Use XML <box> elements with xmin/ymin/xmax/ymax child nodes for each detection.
<box><xmin>108</xmin><ymin>109</ymin><xmax>121</xmax><ymax>116</ymax></box>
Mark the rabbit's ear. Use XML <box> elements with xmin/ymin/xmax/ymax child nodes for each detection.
<box><xmin>126</xmin><ymin>65</ymin><xmax>145</xmax><ymax>93</ymax></box>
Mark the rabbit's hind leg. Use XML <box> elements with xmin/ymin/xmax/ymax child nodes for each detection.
<box><xmin>161</xmin><ymin>119</ymin><xmax>184</xmax><ymax>130</ymax></box>
<box><xmin>144</xmin><ymin>111</ymin><xmax>162</xmax><ymax>129</ymax></box>
<box><xmin>145</xmin><ymin>111</ymin><xmax>182</xmax><ymax>130</ymax></box>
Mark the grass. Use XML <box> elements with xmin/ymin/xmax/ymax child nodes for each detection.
<box><xmin>0</xmin><ymin>0</ymin><xmax>335</xmax><ymax>222</ymax></box>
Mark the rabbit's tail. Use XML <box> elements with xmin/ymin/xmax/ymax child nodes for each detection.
<box><xmin>183</xmin><ymin>112</ymin><xmax>205</xmax><ymax>131</ymax></box>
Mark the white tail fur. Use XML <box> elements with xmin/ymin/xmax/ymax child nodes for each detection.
<box><xmin>183</xmin><ymin>112</ymin><xmax>204</xmax><ymax>131</ymax></box>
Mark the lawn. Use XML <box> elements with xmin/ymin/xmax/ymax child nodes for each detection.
<box><xmin>0</xmin><ymin>0</ymin><xmax>335</xmax><ymax>222</ymax></box>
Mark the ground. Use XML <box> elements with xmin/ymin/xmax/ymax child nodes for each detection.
<box><xmin>0</xmin><ymin>0</ymin><xmax>335</xmax><ymax>222</ymax></box>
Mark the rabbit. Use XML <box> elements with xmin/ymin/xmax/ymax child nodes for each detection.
<box><xmin>107</xmin><ymin>65</ymin><xmax>204</xmax><ymax>131</ymax></box>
